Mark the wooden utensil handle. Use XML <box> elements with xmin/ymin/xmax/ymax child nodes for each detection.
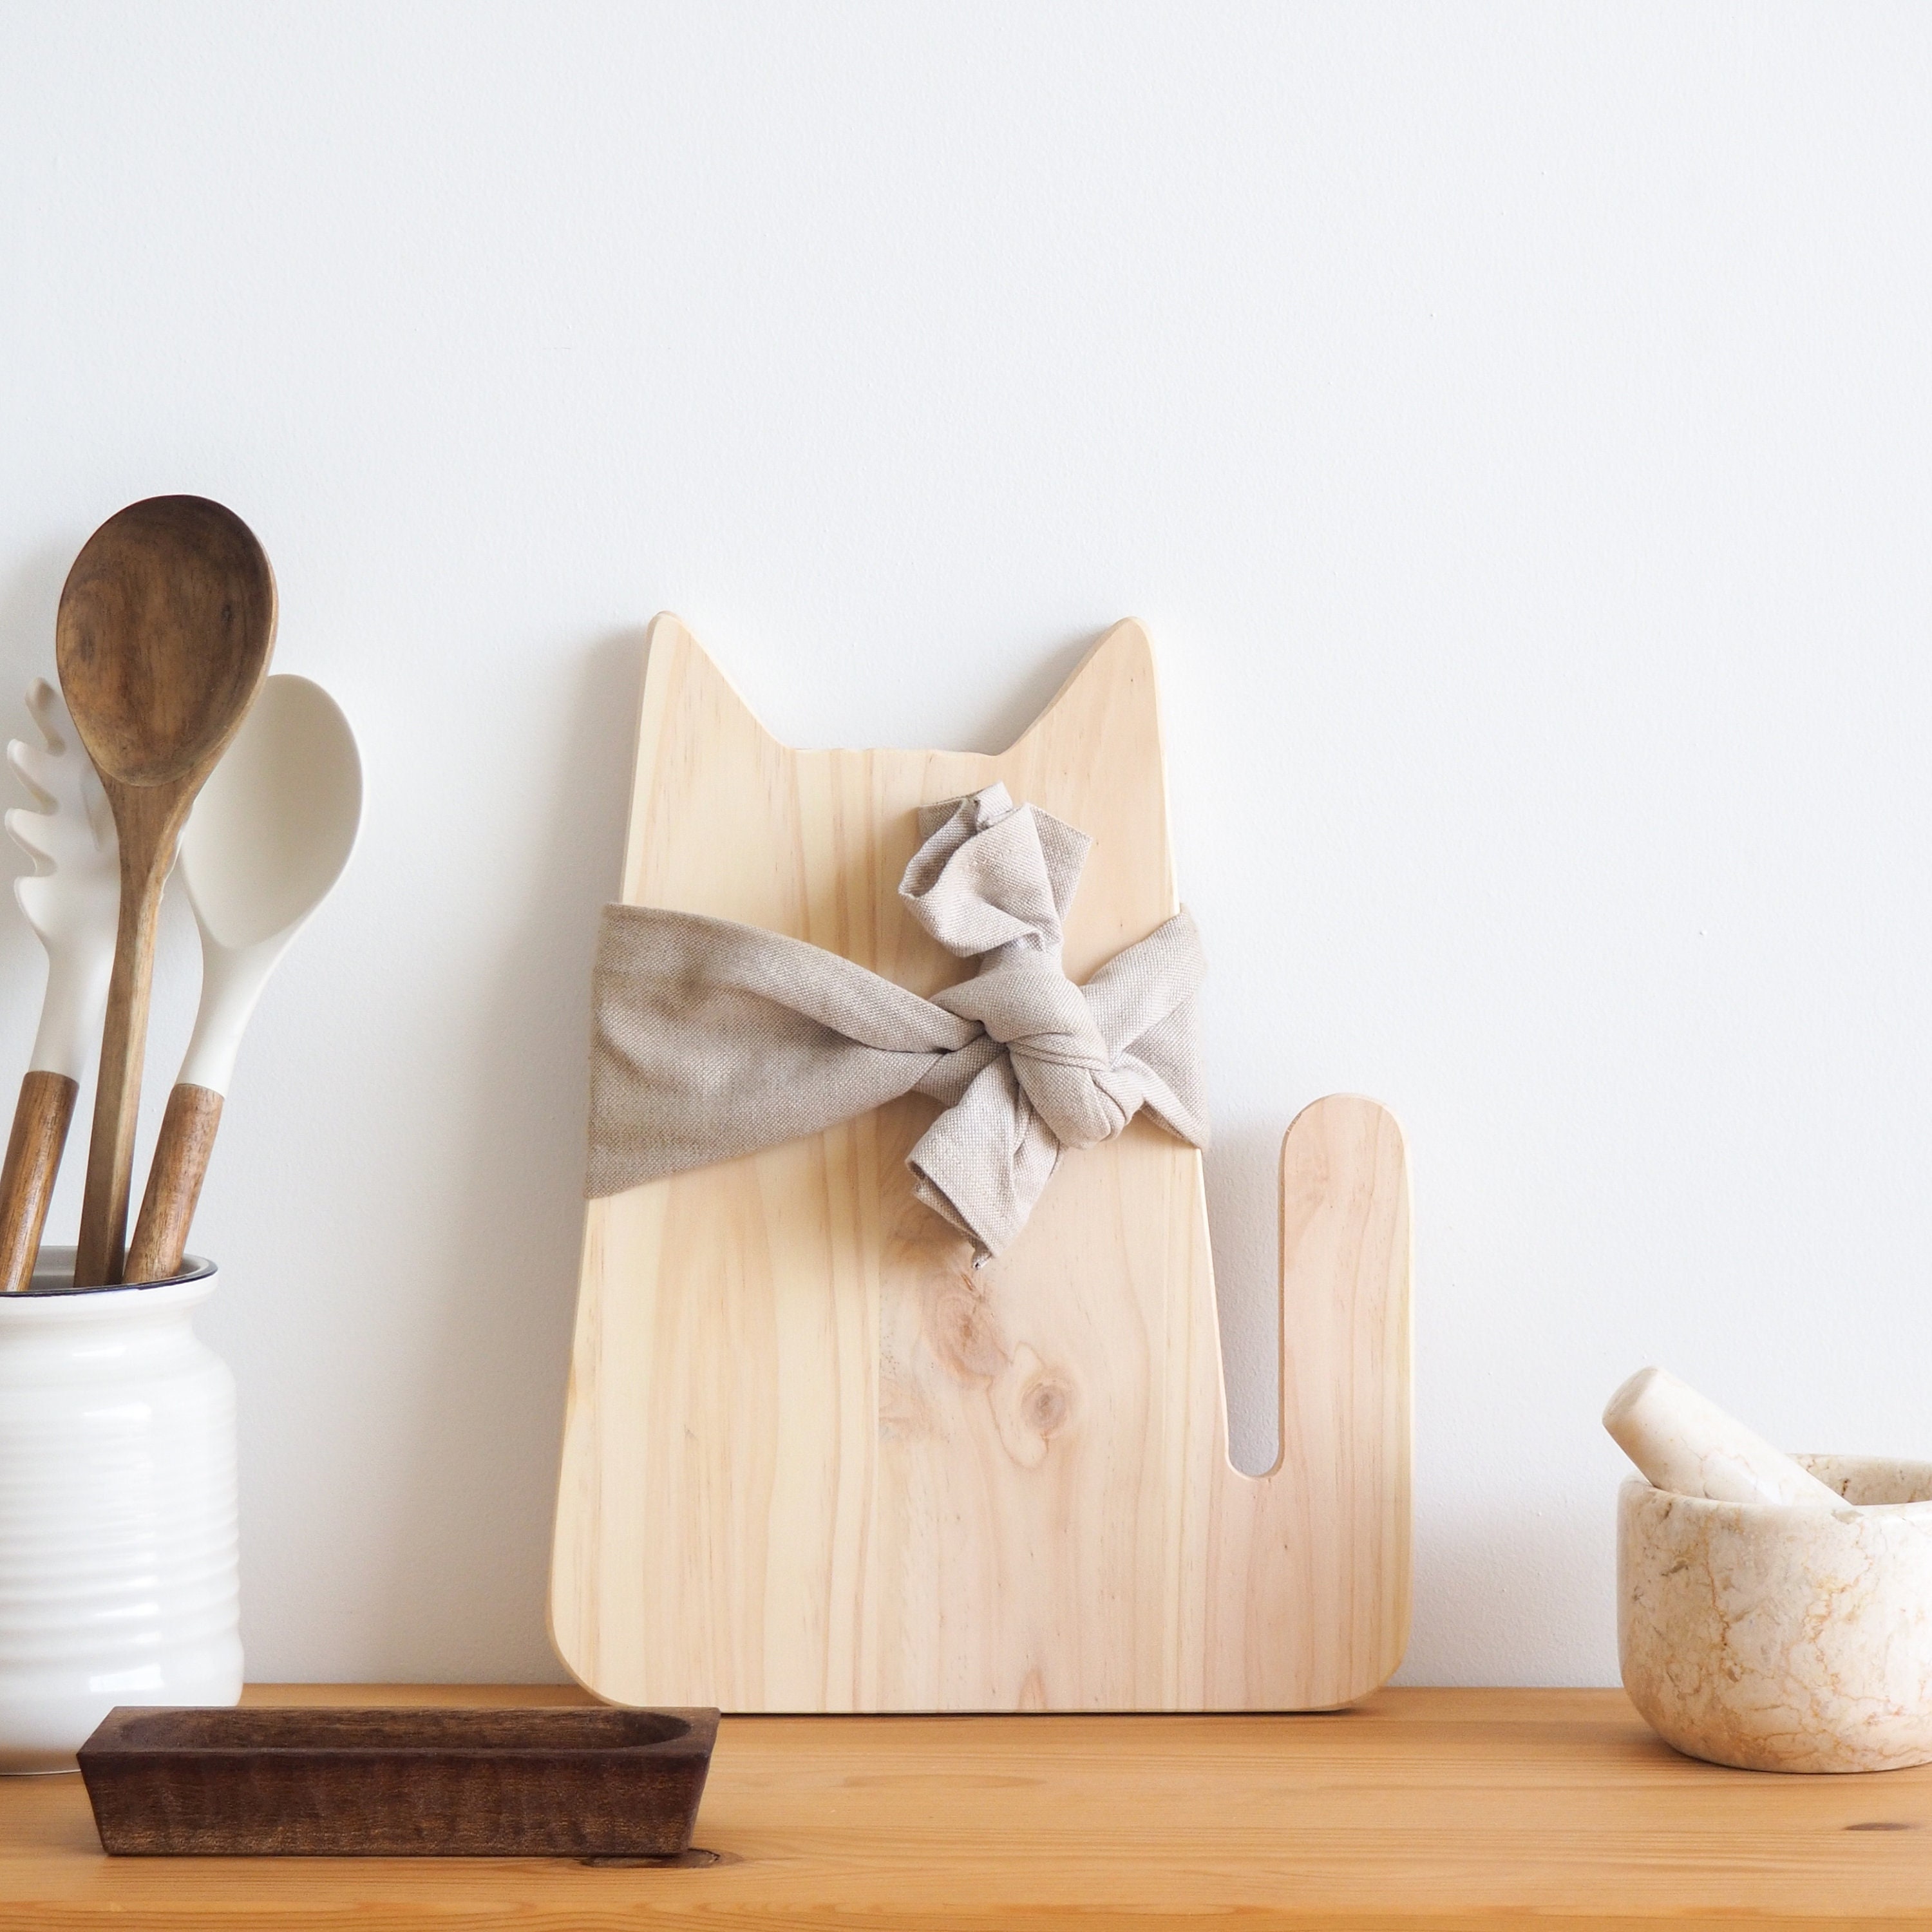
<box><xmin>74</xmin><ymin>835</ymin><xmax>175</xmax><ymax>1288</ymax></box>
<box><xmin>0</xmin><ymin>1071</ymin><xmax>79</xmax><ymax>1293</ymax></box>
<box><xmin>126</xmin><ymin>1083</ymin><xmax>223</xmax><ymax>1285</ymax></box>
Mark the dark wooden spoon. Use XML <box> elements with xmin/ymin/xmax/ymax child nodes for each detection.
<box><xmin>56</xmin><ymin>497</ymin><xmax>276</xmax><ymax>1285</ymax></box>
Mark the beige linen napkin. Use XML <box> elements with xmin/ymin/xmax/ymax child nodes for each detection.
<box><xmin>589</xmin><ymin>784</ymin><xmax>1208</xmax><ymax>1260</ymax></box>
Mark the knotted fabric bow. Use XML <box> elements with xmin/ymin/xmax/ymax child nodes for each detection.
<box><xmin>587</xmin><ymin>784</ymin><xmax>1209</xmax><ymax>1261</ymax></box>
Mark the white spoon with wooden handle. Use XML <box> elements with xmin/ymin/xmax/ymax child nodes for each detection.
<box><xmin>125</xmin><ymin>675</ymin><xmax>361</xmax><ymax>1283</ymax></box>
<box><xmin>0</xmin><ymin>681</ymin><xmax>120</xmax><ymax>1291</ymax></box>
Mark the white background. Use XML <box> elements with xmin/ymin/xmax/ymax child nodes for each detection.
<box><xmin>3</xmin><ymin>3</ymin><xmax>1929</xmax><ymax>1687</ymax></box>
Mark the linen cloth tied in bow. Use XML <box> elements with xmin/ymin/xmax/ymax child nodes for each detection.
<box><xmin>587</xmin><ymin>784</ymin><xmax>1209</xmax><ymax>1262</ymax></box>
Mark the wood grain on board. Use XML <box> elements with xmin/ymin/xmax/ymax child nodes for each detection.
<box><xmin>550</xmin><ymin>615</ymin><xmax>1411</xmax><ymax>1711</ymax></box>
<box><xmin>8</xmin><ymin>1685</ymin><xmax>1926</xmax><ymax>1928</ymax></box>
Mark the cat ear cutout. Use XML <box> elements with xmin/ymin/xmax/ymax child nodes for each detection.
<box><xmin>639</xmin><ymin>612</ymin><xmax>782</xmax><ymax>755</ymax></box>
<box><xmin>643</xmin><ymin>612</ymin><xmax>1165</xmax><ymax>766</ymax></box>
<box><xmin>1005</xmin><ymin>618</ymin><xmax>1163</xmax><ymax>761</ymax></box>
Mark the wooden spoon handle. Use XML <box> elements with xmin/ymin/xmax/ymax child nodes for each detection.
<box><xmin>74</xmin><ymin>833</ymin><xmax>174</xmax><ymax>1287</ymax></box>
<box><xmin>126</xmin><ymin>1083</ymin><xmax>223</xmax><ymax>1285</ymax></box>
<box><xmin>0</xmin><ymin>1071</ymin><xmax>79</xmax><ymax>1293</ymax></box>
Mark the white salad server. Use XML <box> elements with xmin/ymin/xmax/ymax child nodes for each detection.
<box><xmin>0</xmin><ymin>681</ymin><xmax>120</xmax><ymax>1293</ymax></box>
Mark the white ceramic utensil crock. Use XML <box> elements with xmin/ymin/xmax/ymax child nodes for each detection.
<box><xmin>0</xmin><ymin>1246</ymin><xmax>240</xmax><ymax>1772</ymax></box>
<box><xmin>1619</xmin><ymin>1455</ymin><xmax>1932</xmax><ymax>1773</ymax></box>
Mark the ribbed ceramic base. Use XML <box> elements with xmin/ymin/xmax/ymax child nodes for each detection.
<box><xmin>0</xmin><ymin>1250</ymin><xmax>241</xmax><ymax>1772</ymax></box>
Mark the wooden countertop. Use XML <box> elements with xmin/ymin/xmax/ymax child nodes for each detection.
<box><xmin>3</xmin><ymin>1683</ymin><xmax>1931</xmax><ymax>1926</ymax></box>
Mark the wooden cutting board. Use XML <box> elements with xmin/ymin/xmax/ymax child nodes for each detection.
<box><xmin>550</xmin><ymin>616</ymin><xmax>1411</xmax><ymax>1711</ymax></box>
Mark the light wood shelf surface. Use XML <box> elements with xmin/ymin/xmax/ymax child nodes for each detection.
<box><xmin>3</xmin><ymin>1683</ymin><xmax>1930</xmax><ymax>1927</ymax></box>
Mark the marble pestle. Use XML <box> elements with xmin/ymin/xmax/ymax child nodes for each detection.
<box><xmin>1602</xmin><ymin>1365</ymin><xmax>1843</xmax><ymax>1506</ymax></box>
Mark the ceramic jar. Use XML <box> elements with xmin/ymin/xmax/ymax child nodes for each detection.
<box><xmin>0</xmin><ymin>1247</ymin><xmax>242</xmax><ymax>1773</ymax></box>
<box><xmin>1619</xmin><ymin>1454</ymin><xmax>1932</xmax><ymax>1774</ymax></box>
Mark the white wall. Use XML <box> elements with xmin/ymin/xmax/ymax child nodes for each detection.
<box><xmin>3</xmin><ymin>2</ymin><xmax>1929</xmax><ymax>1687</ymax></box>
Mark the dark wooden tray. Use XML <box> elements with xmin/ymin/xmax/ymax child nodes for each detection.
<box><xmin>77</xmin><ymin>1704</ymin><xmax>718</xmax><ymax>1857</ymax></box>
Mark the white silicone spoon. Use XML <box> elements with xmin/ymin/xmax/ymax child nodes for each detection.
<box><xmin>0</xmin><ymin>681</ymin><xmax>120</xmax><ymax>1292</ymax></box>
<box><xmin>124</xmin><ymin>674</ymin><xmax>361</xmax><ymax>1283</ymax></box>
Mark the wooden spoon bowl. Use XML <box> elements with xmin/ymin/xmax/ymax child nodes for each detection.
<box><xmin>57</xmin><ymin>497</ymin><xmax>276</xmax><ymax>1285</ymax></box>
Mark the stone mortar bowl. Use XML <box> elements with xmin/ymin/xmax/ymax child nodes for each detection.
<box><xmin>1619</xmin><ymin>1455</ymin><xmax>1932</xmax><ymax>1772</ymax></box>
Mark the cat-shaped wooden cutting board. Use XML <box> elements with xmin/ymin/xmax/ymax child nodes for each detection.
<box><xmin>551</xmin><ymin>616</ymin><xmax>1411</xmax><ymax>1711</ymax></box>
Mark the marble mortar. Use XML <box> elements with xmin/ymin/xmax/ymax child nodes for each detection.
<box><xmin>1619</xmin><ymin>1455</ymin><xmax>1932</xmax><ymax>1773</ymax></box>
